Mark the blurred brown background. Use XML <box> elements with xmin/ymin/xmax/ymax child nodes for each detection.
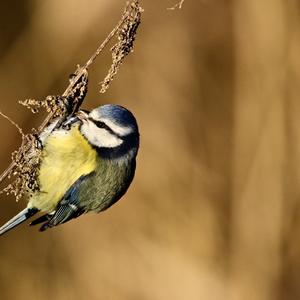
<box><xmin>0</xmin><ymin>0</ymin><xmax>299</xmax><ymax>299</ymax></box>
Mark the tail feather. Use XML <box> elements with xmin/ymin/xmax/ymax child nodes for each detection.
<box><xmin>0</xmin><ymin>207</ymin><xmax>38</xmax><ymax>236</ymax></box>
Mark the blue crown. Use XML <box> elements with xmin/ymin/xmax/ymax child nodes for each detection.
<box><xmin>99</xmin><ymin>104</ymin><xmax>138</xmax><ymax>130</ymax></box>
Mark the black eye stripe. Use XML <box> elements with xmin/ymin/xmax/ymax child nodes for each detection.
<box><xmin>93</xmin><ymin>120</ymin><xmax>107</xmax><ymax>129</ymax></box>
<box><xmin>89</xmin><ymin>118</ymin><xmax>120</xmax><ymax>137</ymax></box>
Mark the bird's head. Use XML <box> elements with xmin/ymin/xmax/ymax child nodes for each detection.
<box><xmin>79</xmin><ymin>104</ymin><xmax>139</xmax><ymax>159</ymax></box>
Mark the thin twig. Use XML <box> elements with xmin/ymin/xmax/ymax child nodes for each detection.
<box><xmin>0</xmin><ymin>111</ymin><xmax>24</xmax><ymax>137</ymax></box>
<box><xmin>167</xmin><ymin>0</ymin><xmax>185</xmax><ymax>10</ymax></box>
<box><xmin>0</xmin><ymin>162</ymin><xmax>15</xmax><ymax>183</ymax></box>
<box><xmin>0</xmin><ymin>112</ymin><xmax>25</xmax><ymax>184</ymax></box>
<box><xmin>100</xmin><ymin>0</ymin><xmax>142</xmax><ymax>93</ymax></box>
<box><xmin>84</xmin><ymin>10</ymin><xmax>130</xmax><ymax>70</ymax></box>
<box><xmin>38</xmin><ymin>17</ymin><xmax>126</xmax><ymax>132</ymax></box>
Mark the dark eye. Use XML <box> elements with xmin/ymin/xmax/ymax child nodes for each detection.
<box><xmin>91</xmin><ymin>119</ymin><xmax>108</xmax><ymax>129</ymax></box>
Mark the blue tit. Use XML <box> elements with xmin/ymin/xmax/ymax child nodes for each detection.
<box><xmin>0</xmin><ymin>104</ymin><xmax>139</xmax><ymax>235</ymax></box>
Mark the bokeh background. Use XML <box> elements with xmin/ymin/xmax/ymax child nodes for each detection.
<box><xmin>0</xmin><ymin>0</ymin><xmax>299</xmax><ymax>299</ymax></box>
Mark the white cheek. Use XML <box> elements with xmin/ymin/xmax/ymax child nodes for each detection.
<box><xmin>81</xmin><ymin>122</ymin><xmax>123</xmax><ymax>148</ymax></box>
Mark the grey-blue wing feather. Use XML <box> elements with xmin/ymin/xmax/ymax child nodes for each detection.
<box><xmin>35</xmin><ymin>175</ymin><xmax>89</xmax><ymax>231</ymax></box>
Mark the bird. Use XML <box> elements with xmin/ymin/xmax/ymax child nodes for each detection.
<box><xmin>0</xmin><ymin>104</ymin><xmax>139</xmax><ymax>235</ymax></box>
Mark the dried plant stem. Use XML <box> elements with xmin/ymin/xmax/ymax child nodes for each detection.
<box><xmin>38</xmin><ymin>0</ymin><xmax>141</xmax><ymax>132</ymax></box>
<box><xmin>38</xmin><ymin>10</ymin><xmax>126</xmax><ymax>132</ymax></box>
<box><xmin>0</xmin><ymin>111</ymin><xmax>24</xmax><ymax>136</ymax></box>
<box><xmin>37</xmin><ymin>16</ymin><xmax>121</xmax><ymax>132</ymax></box>
<box><xmin>0</xmin><ymin>111</ymin><xmax>25</xmax><ymax>183</ymax></box>
<box><xmin>0</xmin><ymin>162</ymin><xmax>15</xmax><ymax>183</ymax></box>
<box><xmin>84</xmin><ymin>9</ymin><xmax>129</xmax><ymax>70</ymax></box>
<box><xmin>167</xmin><ymin>0</ymin><xmax>185</xmax><ymax>10</ymax></box>
<box><xmin>100</xmin><ymin>0</ymin><xmax>142</xmax><ymax>93</ymax></box>
<box><xmin>37</xmin><ymin>70</ymin><xmax>88</xmax><ymax>132</ymax></box>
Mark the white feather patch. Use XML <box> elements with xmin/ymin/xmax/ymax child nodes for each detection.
<box><xmin>100</xmin><ymin>118</ymin><xmax>133</xmax><ymax>136</ymax></box>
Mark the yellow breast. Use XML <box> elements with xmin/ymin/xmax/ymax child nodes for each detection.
<box><xmin>29</xmin><ymin>125</ymin><xmax>97</xmax><ymax>212</ymax></box>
